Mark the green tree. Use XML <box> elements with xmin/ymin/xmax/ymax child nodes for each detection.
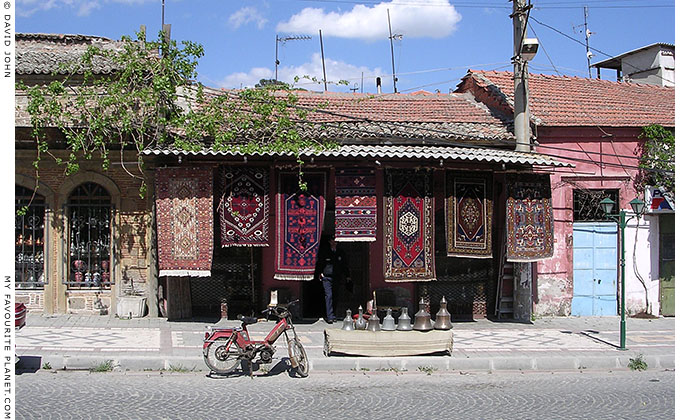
<box><xmin>635</xmin><ymin>124</ymin><xmax>675</xmax><ymax>199</ymax></box>
<box><xmin>17</xmin><ymin>31</ymin><xmax>335</xmax><ymax>203</ymax></box>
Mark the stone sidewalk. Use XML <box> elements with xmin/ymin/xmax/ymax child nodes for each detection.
<box><xmin>15</xmin><ymin>313</ymin><xmax>675</xmax><ymax>374</ymax></box>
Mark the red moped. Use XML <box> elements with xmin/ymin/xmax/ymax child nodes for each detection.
<box><xmin>203</xmin><ymin>300</ymin><xmax>309</xmax><ymax>377</ymax></box>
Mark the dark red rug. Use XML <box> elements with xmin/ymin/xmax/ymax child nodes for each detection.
<box><xmin>274</xmin><ymin>172</ymin><xmax>326</xmax><ymax>281</ymax></box>
<box><xmin>506</xmin><ymin>173</ymin><xmax>554</xmax><ymax>262</ymax></box>
<box><xmin>335</xmin><ymin>167</ymin><xmax>377</xmax><ymax>242</ymax></box>
<box><xmin>384</xmin><ymin>169</ymin><xmax>435</xmax><ymax>282</ymax></box>
<box><xmin>446</xmin><ymin>171</ymin><xmax>493</xmax><ymax>258</ymax></box>
<box><xmin>155</xmin><ymin>167</ymin><xmax>213</xmax><ymax>277</ymax></box>
<box><xmin>219</xmin><ymin>166</ymin><xmax>269</xmax><ymax>247</ymax></box>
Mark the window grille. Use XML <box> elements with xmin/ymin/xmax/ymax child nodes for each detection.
<box><xmin>573</xmin><ymin>189</ymin><xmax>619</xmax><ymax>222</ymax></box>
<box><xmin>15</xmin><ymin>185</ymin><xmax>46</xmax><ymax>289</ymax></box>
<box><xmin>65</xmin><ymin>183</ymin><xmax>112</xmax><ymax>289</ymax></box>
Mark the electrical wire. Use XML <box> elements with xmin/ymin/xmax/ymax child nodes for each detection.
<box><xmin>530</xmin><ymin>16</ymin><xmax>675</xmax><ymax>85</ymax></box>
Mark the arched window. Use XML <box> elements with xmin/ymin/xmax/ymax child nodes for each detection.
<box><xmin>67</xmin><ymin>183</ymin><xmax>112</xmax><ymax>289</ymax></box>
<box><xmin>15</xmin><ymin>185</ymin><xmax>46</xmax><ymax>288</ymax></box>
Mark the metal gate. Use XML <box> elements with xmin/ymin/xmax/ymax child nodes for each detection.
<box><xmin>572</xmin><ymin>222</ymin><xmax>618</xmax><ymax>316</ymax></box>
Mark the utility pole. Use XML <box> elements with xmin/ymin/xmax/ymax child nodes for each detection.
<box><xmin>387</xmin><ymin>9</ymin><xmax>402</xmax><ymax>93</ymax></box>
<box><xmin>512</xmin><ymin>0</ymin><xmax>533</xmax><ymax>153</ymax></box>
<box><xmin>275</xmin><ymin>35</ymin><xmax>311</xmax><ymax>83</ymax></box>
<box><xmin>319</xmin><ymin>30</ymin><xmax>328</xmax><ymax>91</ymax></box>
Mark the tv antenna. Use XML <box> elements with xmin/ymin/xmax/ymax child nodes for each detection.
<box><xmin>572</xmin><ymin>6</ymin><xmax>595</xmax><ymax>77</ymax></box>
<box><xmin>387</xmin><ymin>9</ymin><xmax>403</xmax><ymax>93</ymax></box>
<box><xmin>275</xmin><ymin>35</ymin><xmax>311</xmax><ymax>83</ymax></box>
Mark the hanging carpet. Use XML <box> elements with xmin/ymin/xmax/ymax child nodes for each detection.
<box><xmin>219</xmin><ymin>166</ymin><xmax>269</xmax><ymax>247</ymax></box>
<box><xmin>505</xmin><ymin>173</ymin><xmax>554</xmax><ymax>262</ymax></box>
<box><xmin>155</xmin><ymin>167</ymin><xmax>214</xmax><ymax>277</ymax></box>
<box><xmin>384</xmin><ymin>169</ymin><xmax>436</xmax><ymax>282</ymax></box>
<box><xmin>335</xmin><ymin>167</ymin><xmax>377</xmax><ymax>242</ymax></box>
<box><xmin>445</xmin><ymin>171</ymin><xmax>493</xmax><ymax>258</ymax></box>
<box><xmin>274</xmin><ymin>172</ymin><xmax>327</xmax><ymax>281</ymax></box>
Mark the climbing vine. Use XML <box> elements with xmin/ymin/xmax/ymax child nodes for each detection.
<box><xmin>17</xmin><ymin>30</ymin><xmax>337</xmax><ymax>210</ymax></box>
<box><xmin>635</xmin><ymin>124</ymin><xmax>674</xmax><ymax>199</ymax></box>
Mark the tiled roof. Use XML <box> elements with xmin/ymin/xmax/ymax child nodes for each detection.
<box><xmin>143</xmin><ymin>144</ymin><xmax>571</xmax><ymax>167</ymax></box>
<box><xmin>456</xmin><ymin>70</ymin><xmax>675</xmax><ymax>127</ymax></box>
<box><xmin>16</xmin><ymin>33</ymin><xmax>123</xmax><ymax>76</ymax></box>
<box><xmin>185</xmin><ymin>88</ymin><xmax>516</xmax><ymax>143</ymax></box>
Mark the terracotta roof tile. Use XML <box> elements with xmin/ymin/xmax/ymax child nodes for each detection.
<box><xmin>457</xmin><ymin>70</ymin><xmax>675</xmax><ymax>127</ymax></box>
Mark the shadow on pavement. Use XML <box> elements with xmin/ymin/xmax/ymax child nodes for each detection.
<box><xmin>16</xmin><ymin>356</ymin><xmax>41</xmax><ymax>374</ymax></box>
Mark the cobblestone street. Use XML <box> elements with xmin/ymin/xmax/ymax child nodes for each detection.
<box><xmin>16</xmin><ymin>369</ymin><xmax>674</xmax><ymax>419</ymax></box>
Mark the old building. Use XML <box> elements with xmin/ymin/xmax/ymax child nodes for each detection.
<box><xmin>456</xmin><ymin>70</ymin><xmax>675</xmax><ymax>317</ymax></box>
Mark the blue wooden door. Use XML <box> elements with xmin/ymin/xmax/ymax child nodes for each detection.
<box><xmin>572</xmin><ymin>222</ymin><xmax>618</xmax><ymax>316</ymax></box>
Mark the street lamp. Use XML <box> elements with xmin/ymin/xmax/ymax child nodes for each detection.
<box><xmin>599</xmin><ymin>197</ymin><xmax>645</xmax><ymax>350</ymax></box>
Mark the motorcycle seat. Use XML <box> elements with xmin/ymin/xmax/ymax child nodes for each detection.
<box><xmin>240</xmin><ymin>316</ymin><xmax>258</xmax><ymax>325</ymax></box>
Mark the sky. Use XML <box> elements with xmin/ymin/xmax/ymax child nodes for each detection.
<box><xmin>15</xmin><ymin>0</ymin><xmax>675</xmax><ymax>94</ymax></box>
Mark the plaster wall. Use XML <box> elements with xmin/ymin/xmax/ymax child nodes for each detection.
<box><xmin>535</xmin><ymin>127</ymin><xmax>648</xmax><ymax>316</ymax></box>
<box><xmin>623</xmin><ymin>215</ymin><xmax>660</xmax><ymax>316</ymax></box>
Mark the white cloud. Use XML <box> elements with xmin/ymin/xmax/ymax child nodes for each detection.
<box><xmin>17</xmin><ymin>0</ymin><xmax>158</xmax><ymax>17</ymax></box>
<box><xmin>276</xmin><ymin>0</ymin><xmax>461</xmax><ymax>41</ymax></box>
<box><xmin>228</xmin><ymin>7</ymin><xmax>268</xmax><ymax>30</ymax></box>
<box><xmin>220</xmin><ymin>67</ymin><xmax>275</xmax><ymax>89</ymax></box>
<box><xmin>219</xmin><ymin>53</ymin><xmax>385</xmax><ymax>91</ymax></box>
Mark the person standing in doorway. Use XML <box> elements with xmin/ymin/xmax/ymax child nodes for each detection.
<box><xmin>316</xmin><ymin>234</ymin><xmax>351</xmax><ymax>323</ymax></box>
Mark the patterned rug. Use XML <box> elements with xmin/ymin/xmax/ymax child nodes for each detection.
<box><xmin>274</xmin><ymin>172</ymin><xmax>326</xmax><ymax>281</ymax></box>
<box><xmin>155</xmin><ymin>167</ymin><xmax>213</xmax><ymax>277</ymax></box>
<box><xmin>506</xmin><ymin>173</ymin><xmax>554</xmax><ymax>262</ymax></box>
<box><xmin>219</xmin><ymin>166</ymin><xmax>269</xmax><ymax>247</ymax></box>
<box><xmin>384</xmin><ymin>169</ymin><xmax>435</xmax><ymax>282</ymax></box>
<box><xmin>335</xmin><ymin>168</ymin><xmax>377</xmax><ymax>242</ymax></box>
<box><xmin>446</xmin><ymin>171</ymin><xmax>493</xmax><ymax>258</ymax></box>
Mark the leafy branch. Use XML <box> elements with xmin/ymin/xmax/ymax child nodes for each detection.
<box><xmin>17</xmin><ymin>30</ymin><xmax>338</xmax><ymax>208</ymax></box>
<box><xmin>635</xmin><ymin>124</ymin><xmax>674</xmax><ymax>199</ymax></box>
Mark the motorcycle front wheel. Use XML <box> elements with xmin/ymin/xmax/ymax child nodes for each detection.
<box><xmin>203</xmin><ymin>337</ymin><xmax>241</xmax><ymax>374</ymax></box>
<box><xmin>288</xmin><ymin>339</ymin><xmax>309</xmax><ymax>377</ymax></box>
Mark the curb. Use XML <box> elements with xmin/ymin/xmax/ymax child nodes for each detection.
<box><xmin>17</xmin><ymin>353</ymin><xmax>674</xmax><ymax>374</ymax></box>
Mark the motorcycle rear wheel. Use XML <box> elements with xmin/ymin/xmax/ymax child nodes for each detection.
<box><xmin>289</xmin><ymin>339</ymin><xmax>309</xmax><ymax>377</ymax></box>
<box><xmin>203</xmin><ymin>337</ymin><xmax>241</xmax><ymax>374</ymax></box>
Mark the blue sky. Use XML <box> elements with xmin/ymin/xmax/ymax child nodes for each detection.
<box><xmin>16</xmin><ymin>0</ymin><xmax>675</xmax><ymax>93</ymax></box>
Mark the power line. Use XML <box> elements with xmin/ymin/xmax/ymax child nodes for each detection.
<box><xmin>530</xmin><ymin>16</ymin><xmax>675</xmax><ymax>85</ymax></box>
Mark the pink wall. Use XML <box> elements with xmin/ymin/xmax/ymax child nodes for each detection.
<box><xmin>534</xmin><ymin>126</ymin><xmax>644</xmax><ymax>315</ymax></box>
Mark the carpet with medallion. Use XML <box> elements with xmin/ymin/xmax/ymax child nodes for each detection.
<box><xmin>446</xmin><ymin>171</ymin><xmax>493</xmax><ymax>258</ymax></box>
<box><xmin>384</xmin><ymin>169</ymin><xmax>435</xmax><ymax>282</ymax></box>
<box><xmin>219</xmin><ymin>166</ymin><xmax>269</xmax><ymax>247</ymax></box>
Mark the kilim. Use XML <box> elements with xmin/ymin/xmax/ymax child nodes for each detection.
<box><xmin>505</xmin><ymin>173</ymin><xmax>554</xmax><ymax>262</ymax></box>
<box><xmin>156</xmin><ymin>167</ymin><xmax>213</xmax><ymax>277</ymax></box>
<box><xmin>445</xmin><ymin>171</ymin><xmax>493</xmax><ymax>258</ymax></box>
<box><xmin>384</xmin><ymin>169</ymin><xmax>435</xmax><ymax>282</ymax></box>
<box><xmin>219</xmin><ymin>166</ymin><xmax>269</xmax><ymax>247</ymax></box>
<box><xmin>335</xmin><ymin>168</ymin><xmax>377</xmax><ymax>242</ymax></box>
<box><xmin>274</xmin><ymin>172</ymin><xmax>327</xmax><ymax>281</ymax></box>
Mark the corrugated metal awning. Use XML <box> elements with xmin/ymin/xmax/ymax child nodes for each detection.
<box><xmin>143</xmin><ymin>144</ymin><xmax>572</xmax><ymax>167</ymax></box>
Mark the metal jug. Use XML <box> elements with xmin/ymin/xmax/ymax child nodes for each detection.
<box><xmin>396</xmin><ymin>307</ymin><xmax>412</xmax><ymax>331</ymax></box>
<box><xmin>355</xmin><ymin>305</ymin><xmax>368</xmax><ymax>330</ymax></box>
<box><xmin>342</xmin><ymin>309</ymin><xmax>355</xmax><ymax>331</ymax></box>
<box><xmin>434</xmin><ymin>296</ymin><xmax>453</xmax><ymax>330</ymax></box>
<box><xmin>367</xmin><ymin>309</ymin><xmax>381</xmax><ymax>332</ymax></box>
<box><xmin>413</xmin><ymin>298</ymin><xmax>433</xmax><ymax>331</ymax></box>
<box><xmin>381</xmin><ymin>308</ymin><xmax>396</xmax><ymax>331</ymax></box>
